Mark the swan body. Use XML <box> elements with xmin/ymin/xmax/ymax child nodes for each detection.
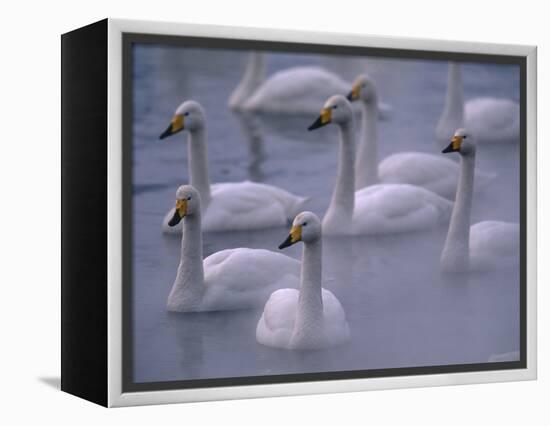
<box><xmin>440</xmin><ymin>129</ymin><xmax>519</xmax><ymax>272</ymax></box>
<box><xmin>163</xmin><ymin>181</ymin><xmax>308</xmax><ymax>233</ymax></box>
<box><xmin>242</xmin><ymin>66</ymin><xmax>351</xmax><ymax>115</ymax></box>
<box><xmin>256</xmin><ymin>288</ymin><xmax>349</xmax><ymax>350</ymax></box>
<box><xmin>348</xmin><ymin>74</ymin><xmax>496</xmax><ymax>196</ymax></box>
<box><xmin>166</xmin><ymin>186</ymin><xmax>300</xmax><ymax>313</ymax></box>
<box><xmin>465</xmin><ymin>98</ymin><xmax>520</xmax><ymax>144</ymax></box>
<box><xmin>308</xmin><ymin>95</ymin><xmax>452</xmax><ymax>236</ymax></box>
<box><xmin>436</xmin><ymin>63</ymin><xmax>519</xmax><ymax>146</ymax></box>
<box><xmin>160</xmin><ymin>100</ymin><xmax>308</xmax><ymax>233</ymax></box>
<box><xmin>256</xmin><ymin>212</ymin><xmax>350</xmax><ymax>350</ymax></box>
<box><xmin>229</xmin><ymin>53</ymin><xmax>391</xmax><ymax>117</ymax></box>
<box><xmin>353</xmin><ymin>184</ymin><xmax>453</xmax><ymax>235</ymax></box>
<box><xmin>379</xmin><ymin>152</ymin><xmax>496</xmax><ymax>199</ymax></box>
<box><xmin>469</xmin><ymin>221</ymin><xmax>519</xmax><ymax>271</ymax></box>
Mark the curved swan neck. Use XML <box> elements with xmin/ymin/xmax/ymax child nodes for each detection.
<box><xmin>324</xmin><ymin>122</ymin><xmax>356</xmax><ymax>231</ymax></box>
<box><xmin>188</xmin><ymin>128</ymin><xmax>212</xmax><ymax>207</ymax></box>
<box><xmin>169</xmin><ymin>212</ymin><xmax>205</xmax><ymax>308</ymax></box>
<box><xmin>293</xmin><ymin>237</ymin><xmax>324</xmax><ymax>336</ymax></box>
<box><xmin>356</xmin><ymin>99</ymin><xmax>380</xmax><ymax>189</ymax></box>
<box><xmin>229</xmin><ymin>52</ymin><xmax>266</xmax><ymax>106</ymax></box>
<box><xmin>442</xmin><ymin>152</ymin><xmax>475</xmax><ymax>271</ymax></box>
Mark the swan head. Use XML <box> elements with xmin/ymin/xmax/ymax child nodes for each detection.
<box><xmin>347</xmin><ymin>74</ymin><xmax>377</xmax><ymax>104</ymax></box>
<box><xmin>167</xmin><ymin>185</ymin><xmax>201</xmax><ymax>226</ymax></box>
<box><xmin>442</xmin><ymin>128</ymin><xmax>476</xmax><ymax>156</ymax></box>
<box><xmin>159</xmin><ymin>100</ymin><xmax>206</xmax><ymax>139</ymax></box>
<box><xmin>308</xmin><ymin>95</ymin><xmax>353</xmax><ymax>130</ymax></box>
<box><xmin>279</xmin><ymin>211</ymin><xmax>321</xmax><ymax>249</ymax></box>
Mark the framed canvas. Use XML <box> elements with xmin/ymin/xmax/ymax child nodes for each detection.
<box><xmin>61</xmin><ymin>18</ymin><xmax>537</xmax><ymax>407</ymax></box>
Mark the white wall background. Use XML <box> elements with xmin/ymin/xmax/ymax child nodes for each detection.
<box><xmin>0</xmin><ymin>0</ymin><xmax>546</xmax><ymax>423</ymax></box>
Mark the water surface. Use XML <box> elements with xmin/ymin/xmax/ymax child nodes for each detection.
<box><xmin>132</xmin><ymin>46</ymin><xmax>520</xmax><ymax>383</ymax></box>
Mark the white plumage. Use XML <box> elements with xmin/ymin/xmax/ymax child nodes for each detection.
<box><xmin>353</xmin><ymin>183</ymin><xmax>453</xmax><ymax>235</ymax></box>
<box><xmin>469</xmin><ymin>221</ymin><xmax>519</xmax><ymax>271</ymax></box>
<box><xmin>163</xmin><ymin>181</ymin><xmax>308</xmax><ymax>233</ymax></box>
<box><xmin>440</xmin><ymin>128</ymin><xmax>519</xmax><ymax>272</ymax></box>
<box><xmin>256</xmin><ymin>212</ymin><xmax>350</xmax><ymax>350</ymax></box>
<box><xmin>379</xmin><ymin>152</ymin><xmax>496</xmax><ymax>200</ymax></box>
<box><xmin>437</xmin><ymin>62</ymin><xmax>519</xmax><ymax>146</ymax></box>
<box><xmin>166</xmin><ymin>185</ymin><xmax>300</xmax><ymax>313</ymax></box>
<box><xmin>229</xmin><ymin>53</ymin><xmax>391</xmax><ymax>117</ymax></box>
<box><xmin>465</xmin><ymin>98</ymin><xmax>520</xmax><ymax>144</ymax></box>
<box><xmin>309</xmin><ymin>95</ymin><xmax>452</xmax><ymax>236</ymax></box>
<box><xmin>256</xmin><ymin>288</ymin><xmax>350</xmax><ymax>350</ymax></box>
<box><xmin>348</xmin><ymin>73</ymin><xmax>495</xmax><ymax>197</ymax></box>
<box><xmin>159</xmin><ymin>100</ymin><xmax>308</xmax><ymax>234</ymax></box>
<box><xmin>195</xmin><ymin>248</ymin><xmax>301</xmax><ymax>311</ymax></box>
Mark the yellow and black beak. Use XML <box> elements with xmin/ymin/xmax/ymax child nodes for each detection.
<box><xmin>278</xmin><ymin>225</ymin><xmax>302</xmax><ymax>249</ymax></box>
<box><xmin>442</xmin><ymin>135</ymin><xmax>463</xmax><ymax>154</ymax></box>
<box><xmin>346</xmin><ymin>84</ymin><xmax>361</xmax><ymax>102</ymax></box>
<box><xmin>308</xmin><ymin>108</ymin><xmax>332</xmax><ymax>131</ymax></box>
<box><xmin>168</xmin><ymin>199</ymin><xmax>188</xmax><ymax>227</ymax></box>
<box><xmin>160</xmin><ymin>114</ymin><xmax>185</xmax><ymax>140</ymax></box>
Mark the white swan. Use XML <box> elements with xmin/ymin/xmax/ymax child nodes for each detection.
<box><xmin>159</xmin><ymin>100</ymin><xmax>309</xmax><ymax>233</ymax></box>
<box><xmin>308</xmin><ymin>95</ymin><xmax>452</xmax><ymax>236</ymax></box>
<box><xmin>436</xmin><ymin>62</ymin><xmax>519</xmax><ymax>146</ymax></box>
<box><xmin>256</xmin><ymin>211</ymin><xmax>350</xmax><ymax>350</ymax></box>
<box><xmin>228</xmin><ymin>52</ymin><xmax>391</xmax><ymax>117</ymax></box>
<box><xmin>440</xmin><ymin>129</ymin><xmax>519</xmax><ymax>272</ymax></box>
<box><xmin>166</xmin><ymin>185</ymin><xmax>300</xmax><ymax>312</ymax></box>
<box><xmin>347</xmin><ymin>74</ymin><xmax>496</xmax><ymax>197</ymax></box>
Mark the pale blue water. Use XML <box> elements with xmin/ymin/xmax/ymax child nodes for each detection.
<box><xmin>131</xmin><ymin>45</ymin><xmax>521</xmax><ymax>383</ymax></box>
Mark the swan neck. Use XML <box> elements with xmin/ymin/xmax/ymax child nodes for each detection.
<box><xmin>443</xmin><ymin>63</ymin><xmax>465</xmax><ymax>123</ymax></box>
<box><xmin>442</xmin><ymin>153</ymin><xmax>475</xmax><ymax>271</ymax></box>
<box><xmin>188</xmin><ymin>128</ymin><xmax>212</xmax><ymax>207</ymax></box>
<box><xmin>243</xmin><ymin>52</ymin><xmax>265</xmax><ymax>88</ymax></box>
<box><xmin>294</xmin><ymin>238</ymin><xmax>324</xmax><ymax>335</ymax></box>
<box><xmin>229</xmin><ymin>52</ymin><xmax>265</xmax><ymax>106</ymax></box>
<box><xmin>325</xmin><ymin>122</ymin><xmax>356</xmax><ymax>229</ymax></box>
<box><xmin>170</xmin><ymin>213</ymin><xmax>205</xmax><ymax>306</ymax></box>
<box><xmin>356</xmin><ymin>100</ymin><xmax>380</xmax><ymax>189</ymax></box>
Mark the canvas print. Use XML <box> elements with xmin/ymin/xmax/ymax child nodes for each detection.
<box><xmin>127</xmin><ymin>40</ymin><xmax>522</xmax><ymax>389</ymax></box>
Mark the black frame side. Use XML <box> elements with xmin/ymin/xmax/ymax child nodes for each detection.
<box><xmin>61</xmin><ymin>18</ymin><xmax>108</xmax><ymax>407</ymax></box>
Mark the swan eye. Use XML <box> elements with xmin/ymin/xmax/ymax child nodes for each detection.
<box><xmin>333</xmin><ymin>105</ymin><xmax>338</xmax><ymax>109</ymax></box>
<box><xmin>303</xmin><ymin>222</ymin><xmax>308</xmax><ymax>226</ymax></box>
<box><xmin>463</xmin><ymin>135</ymin><xmax>467</xmax><ymax>139</ymax></box>
<box><xmin>184</xmin><ymin>112</ymin><xmax>190</xmax><ymax>117</ymax></box>
<box><xmin>187</xmin><ymin>196</ymin><xmax>192</xmax><ymax>200</ymax></box>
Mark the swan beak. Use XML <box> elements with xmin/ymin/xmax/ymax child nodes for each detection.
<box><xmin>347</xmin><ymin>84</ymin><xmax>361</xmax><ymax>102</ymax></box>
<box><xmin>160</xmin><ymin>114</ymin><xmax>185</xmax><ymax>140</ymax></box>
<box><xmin>168</xmin><ymin>199</ymin><xmax>187</xmax><ymax>226</ymax></box>
<box><xmin>308</xmin><ymin>108</ymin><xmax>332</xmax><ymax>131</ymax></box>
<box><xmin>278</xmin><ymin>225</ymin><xmax>302</xmax><ymax>249</ymax></box>
<box><xmin>442</xmin><ymin>135</ymin><xmax>463</xmax><ymax>153</ymax></box>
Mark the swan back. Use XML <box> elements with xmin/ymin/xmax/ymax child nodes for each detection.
<box><xmin>242</xmin><ymin>66</ymin><xmax>350</xmax><ymax>114</ymax></box>
<box><xmin>465</xmin><ymin>98</ymin><xmax>520</xmax><ymax>143</ymax></box>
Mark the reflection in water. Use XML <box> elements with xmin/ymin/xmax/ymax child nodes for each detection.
<box><xmin>232</xmin><ymin>112</ymin><xmax>267</xmax><ymax>182</ymax></box>
<box><xmin>168</xmin><ymin>313</ymin><xmax>205</xmax><ymax>380</ymax></box>
<box><xmin>131</xmin><ymin>47</ymin><xmax>521</xmax><ymax>383</ymax></box>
